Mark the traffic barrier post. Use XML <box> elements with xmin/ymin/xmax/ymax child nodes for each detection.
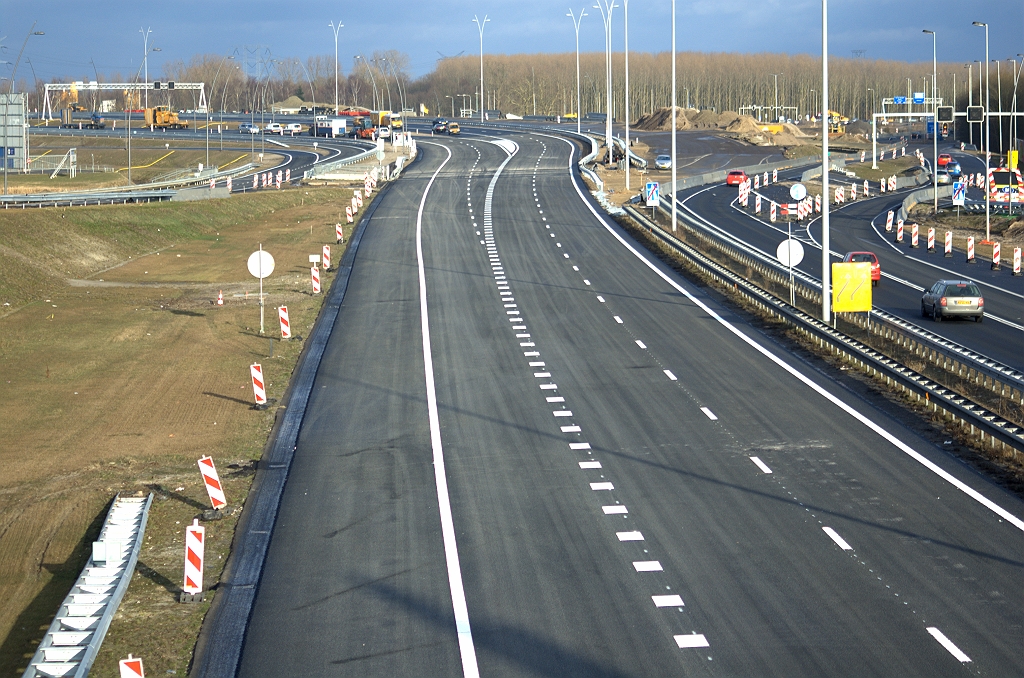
<box><xmin>991</xmin><ymin>242</ymin><xmax>1000</xmax><ymax>270</ymax></box>
<box><xmin>815</xmin><ymin>194</ymin><xmax>821</xmax><ymax>213</ymax></box>
<box><xmin>311</xmin><ymin>266</ymin><xmax>321</xmax><ymax>294</ymax></box>
<box><xmin>198</xmin><ymin>456</ymin><xmax>227</xmax><ymax>509</ymax></box>
<box><xmin>346</xmin><ymin>206</ymin><xmax>354</xmax><ymax>223</ymax></box>
<box><xmin>278</xmin><ymin>306</ymin><xmax>291</xmax><ymax>339</ymax></box>
<box><xmin>336</xmin><ymin>222</ymin><xmax>344</xmax><ymax>243</ymax></box>
<box><xmin>769</xmin><ymin>203</ymin><xmax>776</xmax><ymax>223</ymax></box>
<box><xmin>863</xmin><ymin>180</ymin><xmax>868</xmax><ymax>196</ymax></box>
<box><xmin>967</xmin><ymin>236</ymin><xmax>975</xmax><ymax>264</ymax></box>
<box><xmin>1013</xmin><ymin>247</ymin><xmax>1021</xmax><ymax>275</ymax></box>
<box><xmin>885</xmin><ymin>211</ymin><xmax>894</xmax><ymax>231</ymax></box>
<box><xmin>910</xmin><ymin>223</ymin><xmax>919</xmax><ymax>248</ymax></box>
<box><xmin>944</xmin><ymin>231</ymin><xmax>952</xmax><ymax>257</ymax></box>
<box><xmin>250</xmin><ymin>363</ymin><xmax>267</xmax><ymax>406</ymax></box>
<box><xmin>322</xmin><ymin>244</ymin><xmax>331</xmax><ymax>270</ymax></box>
<box><xmin>755</xmin><ymin>195</ymin><xmax>761</xmax><ymax>214</ymax></box>
<box><xmin>772</xmin><ymin>169</ymin><xmax>777</xmax><ymax>183</ymax></box>
<box><xmin>895</xmin><ymin>219</ymin><xmax>904</xmax><ymax>243</ymax></box>
<box><xmin>181</xmin><ymin>519</ymin><xmax>205</xmax><ymax>603</ymax></box>
<box><xmin>217</xmin><ymin>291</ymin><xmax>223</xmax><ymax>306</ymax></box>
<box><xmin>763</xmin><ymin>171</ymin><xmax>768</xmax><ymax>185</ymax></box>
<box><xmin>927</xmin><ymin>227</ymin><xmax>935</xmax><ymax>253</ymax></box>
<box><xmin>753</xmin><ymin>175</ymin><xmax>759</xmax><ymax>189</ymax></box>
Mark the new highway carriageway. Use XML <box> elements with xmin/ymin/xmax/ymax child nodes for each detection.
<box><xmin>220</xmin><ymin>129</ymin><xmax>1023</xmax><ymax>677</ymax></box>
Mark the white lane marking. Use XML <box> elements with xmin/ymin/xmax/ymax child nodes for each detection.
<box><xmin>614</xmin><ymin>316</ymin><xmax>623</xmax><ymax>324</ymax></box>
<box><xmin>524</xmin><ymin>351</ymin><xmax>540</xmax><ymax>357</ymax></box>
<box><xmin>506</xmin><ymin>311</ymin><xmax>520</xmax><ymax>316</ymax></box>
<box><xmin>653</xmin><ymin>595</ymin><xmax>684</xmax><ymax>607</ymax></box>
<box><xmin>597</xmin><ymin>296</ymin><xmax>605</xmax><ymax>302</ymax></box>
<box><xmin>616</xmin><ymin>531</ymin><xmax>644</xmax><ymax>541</ymax></box>
<box><xmin>557</xmin><ymin>243</ymin><xmax>562</xmax><ymax>247</ymax></box>
<box><xmin>540</xmin><ymin>384</ymin><xmax>558</xmax><ymax>390</ymax></box>
<box><xmin>822</xmin><ymin>526</ymin><xmax>853</xmax><ymax>551</ymax></box>
<box><xmin>558</xmin><ymin>142</ymin><xmax>1024</xmax><ymax>533</ymax></box>
<box><xmin>750</xmin><ymin>456</ymin><xmax>773</xmax><ymax>474</ymax></box>
<box><xmin>529</xmin><ymin>361</ymin><xmax>545</xmax><ymax>367</ymax></box>
<box><xmin>504</xmin><ymin>303</ymin><xmax>518</xmax><ymax>308</ymax></box>
<box><xmin>700</xmin><ymin>407</ymin><xmax>718</xmax><ymax>421</ymax></box>
<box><xmin>583</xmin><ymin>279</ymin><xmax>591</xmax><ymax>285</ymax></box>
<box><xmin>603</xmin><ymin>505</ymin><xmax>628</xmax><ymax>514</ymax></box>
<box><xmin>579</xmin><ymin>461</ymin><xmax>602</xmax><ymax>469</ymax></box>
<box><xmin>546</xmin><ymin>396</ymin><xmax>565</xmax><ymax>402</ymax></box>
<box><xmin>569</xmin><ymin>442</ymin><xmax>591</xmax><ymax>450</ymax></box>
<box><xmin>512</xmin><ymin>325</ymin><xmax>526</xmax><ymax>330</ymax></box>
<box><xmin>674</xmin><ymin>634</ymin><xmax>710</xmax><ymax>649</ymax></box>
<box><xmin>563</xmin><ymin>253</ymin><xmax>569</xmax><ymax>258</ymax></box>
<box><xmin>573</xmin><ymin>265</ymin><xmax>580</xmax><ymax>271</ymax></box>
<box><xmin>415</xmin><ymin>142</ymin><xmax>479</xmax><ymax>677</ymax></box>
<box><xmin>520</xmin><ymin>342</ymin><xmax>535</xmax><ymax>347</ymax></box>
<box><xmin>516</xmin><ymin>333</ymin><xmax>530</xmax><ymax>337</ymax></box>
<box><xmin>534</xmin><ymin>372</ymin><xmax>551</xmax><ymax>377</ymax></box>
<box><xmin>927</xmin><ymin>627</ymin><xmax>972</xmax><ymax>663</ymax></box>
<box><xmin>553</xmin><ymin>410</ymin><xmax>573</xmax><ymax>417</ymax></box>
<box><xmin>590</xmin><ymin>482</ymin><xmax>615</xmax><ymax>490</ymax></box>
<box><xmin>664</xmin><ymin>370</ymin><xmax>677</xmax><ymax>381</ymax></box>
<box><xmin>561</xmin><ymin>425</ymin><xmax>582</xmax><ymax>432</ymax></box>
<box><xmin>633</xmin><ymin>561</ymin><xmax>663</xmax><ymax>572</ymax></box>
<box><xmin>635</xmin><ymin>340</ymin><xmax>647</xmax><ymax>349</ymax></box>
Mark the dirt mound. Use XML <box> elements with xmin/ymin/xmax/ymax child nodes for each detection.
<box><xmin>690</xmin><ymin>109</ymin><xmax>721</xmax><ymax>128</ymax></box>
<box><xmin>846</xmin><ymin>121</ymin><xmax>871</xmax><ymax>135</ymax></box>
<box><xmin>724</xmin><ymin>116</ymin><xmax>763</xmax><ymax>135</ymax></box>
<box><xmin>633</xmin><ymin>107</ymin><xmax>692</xmax><ymax>131</ymax></box>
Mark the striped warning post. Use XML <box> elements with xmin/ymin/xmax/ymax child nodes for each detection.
<box><xmin>850</xmin><ymin>183</ymin><xmax>857</xmax><ymax>200</ymax></box>
<box><xmin>834</xmin><ymin>186</ymin><xmax>844</xmax><ymax>204</ymax></box>
<box><xmin>992</xmin><ymin>242</ymin><xmax>1001</xmax><ymax>270</ymax></box>
<box><xmin>880</xmin><ymin>178</ymin><xmax>886</xmax><ymax>193</ymax></box>
<box><xmin>944</xmin><ymin>231</ymin><xmax>953</xmax><ymax>257</ymax></box>
<box><xmin>346</xmin><ymin>206</ymin><xmax>354</xmax><ymax>224</ymax></box>
<box><xmin>885</xmin><ymin>211</ymin><xmax>894</xmax><ymax>231</ymax></box>
<box><xmin>252</xmin><ymin>174</ymin><xmax>258</xmax><ymax>190</ymax></box>
<box><xmin>910</xmin><ymin>223</ymin><xmax>919</xmax><ymax>248</ymax></box>
<box><xmin>285</xmin><ymin>168</ymin><xmax>291</xmax><ymax>182</ymax></box>
<box><xmin>351</xmin><ymin>196</ymin><xmax>358</xmax><ymax>212</ymax></box>
<box><xmin>119</xmin><ymin>655</ymin><xmax>145</xmax><ymax>678</ymax></box>
<box><xmin>753</xmin><ymin>174</ymin><xmax>759</xmax><ymax>189</ymax></box>
<box><xmin>1013</xmin><ymin>247</ymin><xmax>1021</xmax><ymax>275</ymax></box>
<box><xmin>966</xmin><ymin>236</ymin><xmax>976</xmax><ymax>264</ymax></box>
<box><xmin>355</xmin><ymin>190</ymin><xmax>363</xmax><ymax>208</ymax></box>
<box><xmin>863</xmin><ymin>179</ymin><xmax>869</xmax><ymax>197</ymax></box>
<box><xmin>217</xmin><ymin>290</ymin><xmax>223</xmax><ymax>306</ymax></box>
<box><xmin>815</xmin><ymin>194</ymin><xmax>821</xmax><ymax>213</ymax></box>
<box><xmin>198</xmin><ymin>456</ymin><xmax>227</xmax><ymax>509</ymax></box>
<box><xmin>755</xmin><ymin>195</ymin><xmax>761</xmax><ymax>213</ymax></box>
<box><xmin>209</xmin><ymin>178</ymin><xmax>215</xmax><ymax>189</ymax></box>
<box><xmin>278</xmin><ymin>306</ymin><xmax>291</xmax><ymax>339</ymax></box>
<box><xmin>311</xmin><ymin>266</ymin><xmax>321</xmax><ymax>294</ymax></box>
<box><xmin>927</xmin><ymin>227</ymin><xmax>935</xmax><ymax>252</ymax></box>
<box><xmin>365</xmin><ymin>179</ymin><xmax>372</xmax><ymax>196</ymax></box>
<box><xmin>183</xmin><ymin>518</ymin><xmax>205</xmax><ymax>596</ymax></box>
<box><xmin>336</xmin><ymin>222</ymin><xmax>344</xmax><ymax>242</ymax></box>
<box><xmin>892</xmin><ymin>148</ymin><xmax>897</xmax><ymax>159</ymax></box>
<box><xmin>322</xmin><ymin>245</ymin><xmax>331</xmax><ymax>270</ymax></box>
<box><xmin>770</xmin><ymin>202</ymin><xmax>776</xmax><ymax>222</ymax></box>
<box><xmin>762</xmin><ymin>171</ymin><xmax>768</xmax><ymax>185</ymax></box>
<box><xmin>895</xmin><ymin>220</ymin><xmax>904</xmax><ymax>243</ymax></box>
<box><xmin>772</xmin><ymin>169</ymin><xmax>777</xmax><ymax>183</ymax></box>
<box><xmin>860</xmin><ymin>151</ymin><xmax>865</xmax><ymax>163</ymax></box>
<box><xmin>889</xmin><ymin>175</ymin><xmax>897</xmax><ymax>192</ymax></box>
<box><xmin>250</xmin><ymin>363</ymin><xmax>267</xmax><ymax>406</ymax></box>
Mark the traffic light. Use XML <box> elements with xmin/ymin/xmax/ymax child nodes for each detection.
<box><xmin>168</xmin><ymin>82</ymin><xmax>175</xmax><ymax>90</ymax></box>
<box><xmin>967</xmin><ymin>106</ymin><xmax>984</xmax><ymax>122</ymax></box>
<box><xmin>153</xmin><ymin>82</ymin><xmax>162</xmax><ymax>90</ymax></box>
<box><xmin>937</xmin><ymin>106</ymin><xmax>953</xmax><ymax>122</ymax></box>
<box><xmin>941</xmin><ymin>122</ymin><xmax>949</xmax><ymax>136</ymax></box>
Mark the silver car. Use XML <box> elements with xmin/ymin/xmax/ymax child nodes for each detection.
<box><xmin>655</xmin><ymin>154</ymin><xmax>672</xmax><ymax>170</ymax></box>
<box><xmin>921</xmin><ymin>280</ymin><xmax>984</xmax><ymax>322</ymax></box>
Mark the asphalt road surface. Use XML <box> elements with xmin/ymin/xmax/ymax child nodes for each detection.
<box><xmin>237</xmin><ymin>129</ymin><xmax>1024</xmax><ymax>676</ymax></box>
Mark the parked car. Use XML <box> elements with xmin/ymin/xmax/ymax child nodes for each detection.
<box><xmin>284</xmin><ymin>123</ymin><xmax>303</xmax><ymax>135</ymax></box>
<box><xmin>937</xmin><ymin>153</ymin><xmax>952</xmax><ymax>167</ymax></box>
<box><xmin>842</xmin><ymin>251</ymin><xmax>880</xmax><ymax>286</ymax></box>
<box><xmin>447</xmin><ymin>122</ymin><xmax>461</xmax><ymax>135</ymax></box>
<box><xmin>654</xmin><ymin>154</ymin><xmax>672</xmax><ymax>170</ymax></box>
<box><xmin>238</xmin><ymin>122</ymin><xmax>259</xmax><ymax>134</ymax></box>
<box><xmin>264</xmin><ymin>122</ymin><xmax>284</xmax><ymax>134</ymax></box>
<box><xmin>921</xmin><ymin>280</ymin><xmax>984</xmax><ymax>322</ymax></box>
<box><xmin>725</xmin><ymin>169</ymin><xmax>748</xmax><ymax>186</ymax></box>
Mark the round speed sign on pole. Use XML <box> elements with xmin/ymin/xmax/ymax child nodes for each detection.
<box><xmin>789</xmin><ymin>182</ymin><xmax>807</xmax><ymax>202</ymax></box>
<box><xmin>247</xmin><ymin>246</ymin><xmax>275</xmax><ymax>334</ymax></box>
<box><xmin>776</xmin><ymin>238</ymin><xmax>804</xmax><ymax>306</ymax></box>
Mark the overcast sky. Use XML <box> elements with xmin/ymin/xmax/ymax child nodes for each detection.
<box><xmin>3</xmin><ymin>1</ymin><xmax>1021</xmax><ymax>83</ymax></box>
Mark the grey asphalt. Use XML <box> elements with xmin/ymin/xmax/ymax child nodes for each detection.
<box><xmin>238</xmin><ymin>130</ymin><xmax>1024</xmax><ymax>676</ymax></box>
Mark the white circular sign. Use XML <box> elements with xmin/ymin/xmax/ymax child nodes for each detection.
<box><xmin>247</xmin><ymin>250</ymin><xmax>275</xmax><ymax>279</ymax></box>
<box><xmin>789</xmin><ymin>183</ymin><xmax>807</xmax><ymax>201</ymax></box>
<box><xmin>776</xmin><ymin>239</ymin><xmax>805</xmax><ymax>267</ymax></box>
<box><xmin>376</xmin><ymin>149</ymin><xmax>386</xmax><ymax>162</ymax></box>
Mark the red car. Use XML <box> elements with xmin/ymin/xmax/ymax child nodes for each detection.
<box><xmin>843</xmin><ymin>251</ymin><xmax>880</xmax><ymax>287</ymax></box>
<box><xmin>725</xmin><ymin>170</ymin><xmax>748</xmax><ymax>186</ymax></box>
<box><xmin>937</xmin><ymin>153</ymin><xmax>952</xmax><ymax>167</ymax></box>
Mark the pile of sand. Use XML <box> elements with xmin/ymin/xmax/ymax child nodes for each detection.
<box><xmin>632</xmin><ymin>107</ymin><xmax>816</xmax><ymax>148</ymax></box>
<box><xmin>724</xmin><ymin>116</ymin><xmax>763</xmax><ymax>135</ymax></box>
<box><xmin>632</xmin><ymin>107</ymin><xmax>693</xmax><ymax>131</ymax></box>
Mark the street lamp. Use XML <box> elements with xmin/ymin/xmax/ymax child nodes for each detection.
<box><xmin>593</xmin><ymin>0</ymin><xmax>617</xmax><ymax>166</ymax></box>
<box><xmin>822</xmin><ymin>0</ymin><xmax>831</xmax><ymax>323</ymax></box>
<box><xmin>671</xmin><ymin>0</ymin><xmax>677</xmax><ymax>233</ymax></box>
<box><xmin>924</xmin><ymin>30</ymin><xmax>937</xmax><ymax>214</ymax></box>
<box><xmin>473</xmin><ymin>15</ymin><xmax>489</xmax><ymax>122</ymax></box>
<box><xmin>372</xmin><ymin>58</ymin><xmax>393</xmax><ymax>111</ymax></box>
<box><xmin>567</xmin><ymin>8</ymin><xmax>587</xmax><ymax>135</ymax></box>
<box><xmin>329</xmin><ymin>20</ymin><xmax>343</xmax><ymax>114</ymax></box>
<box><xmin>355</xmin><ymin>55</ymin><xmax>378</xmax><ymax>110</ymax></box>
<box><xmin>771</xmin><ymin>73</ymin><xmax>782</xmax><ymax>122</ymax></box>
<box><xmin>207</xmin><ymin>55</ymin><xmax>235</xmax><ymax>168</ymax></box>
<box><xmin>965</xmin><ymin>64</ymin><xmax>973</xmax><ymax>148</ymax></box>
<box><xmin>140</xmin><ymin>27</ymin><xmax>153</xmax><ymax>109</ymax></box>
<box><xmin>973</xmin><ymin>21</ymin><xmax>990</xmax><ymax>241</ymax></box>
<box><xmin>993</xmin><ymin>59</ymin><xmax>1003</xmax><ymax>153</ymax></box>
<box><xmin>866</xmin><ymin>88</ymin><xmax>874</xmax><ymax>119</ymax></box>
<box><xmin>446</xmin><ymin>94</ymin><xmax>455</xmax><ymax>118</ymax></box>
<box><xmin>624</xmin><ymin>0</ymin><xmax>631</xmax><ymax>190</ymax></box>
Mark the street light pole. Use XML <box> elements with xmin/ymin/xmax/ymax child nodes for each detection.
<box><xmin>924</xmin><ymin>30</ymin><xmax>937</xmax><ymax>214</ymax></box>
<box><xmin>973</xmin><ymin>21</ymin><xmax>990</xmax><ymax>241</ymax></box>
<box><xmin>140</xmin><ymin>27</ymin><xmax>152</xmax><ymax>109</ymax></box>
<box><xmin>994</xmin><ymin>59</ymin><xmax>1003</xmax><ymax>153</ymax></box>
<box><xmin>624</xmin><ymin>0</ymin><xmax>630</xmax><ymax>190</ymax></box>
<box><xmin>772</xmin><ymin>73</ymin><xmax>782</xmax><ymax>121</ymax></box>
<box><xmin>355</xmin><ymin>56</ymin><xmax>378</xmax><ymax>110</ymax></box>
<box><xmin>671</xmin><ymin>0</ymin><xmax>677</xmax><ymax>232</ymax></box>
<box><xmin>822</xmin><ymin>0</ymin><xmax>831</xmax><ymax>324</ymax></box>
<box><xmin>207</xmin><ymin>55</ymin><xmax>235</xmax><ymax>169</ymax></box>
<box><xmin>594</xmin><ymin>0</ymin><xmax>617</xmax><ymax>166</ymax></box>
<box><xmin>473</xmin><ymin>15</ymin><xmax>489</xmax><ymax>122</ymax></box>
<box><xmin>329</xmin><ymin>21</ymin><xmax>343</xmax><ymax>114</ymax></box>
<box><xmin>446</xmin><ymin>95</ymin><xmax>454</xmax><ymax>118</ymax></box>
<box><xmin>567</xmin><ymin>9</ymin><xmax>586</xmax><ymax>135</ymax></box>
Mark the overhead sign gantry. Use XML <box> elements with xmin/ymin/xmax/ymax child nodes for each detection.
<box><xmin>42</xmin><ymin>81</ymin><xmax>207</xmax><ymax>121</ymax></box>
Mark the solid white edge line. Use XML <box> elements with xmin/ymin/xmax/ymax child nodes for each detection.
<box><xmin>822</xmin><ymin>526</ymin><xmax>853</xmax><ymax>551</ymax></box>
<box><xmin>926</xmin><ymin>627</ymin><xmax>972</xmax><ymax>663</ymax></box>
<box><xmin>416</xmin><ymin>141</ymin><xmax>480</xmax><ymax>677</ymax></box>
<box><xmin>556</xmin><ymin>136</ymin><xmax>1024</xmax><ymax>534</ymax></box>
<box><xmin>749</xmin><ymin>456</ymin><xmax>773</xmax><ymax>474</ymax></box>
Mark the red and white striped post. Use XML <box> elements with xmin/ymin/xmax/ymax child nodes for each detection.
<box><xmin>226</xmin><ymin>176</ymin><xmax>232</xmax><ymax>191</ymax></box>
<box><xmin>209</xmin><ymin>178</ymin><xmax>215</xmax><ymax>189</ymax></box>
<box><xmin>182</xmin><ymin>518</ymin><xmax>205</xmax><ymax>601</ymax></box>
<box><xmin>895</xmin><ymin>219</ymin><xmax>904</xmax><ymax>243</ymax></box>
<box><xmin>770</xmin><ymin>202</ymin><xmax>777</xmax><ymax>223</ymax></box>
<box><xmin>991</xmin><ymin>242</ymin><xmax>1001</xmax><ymax>270</ymax></box>
<box><xmin>910</xmin><ymin>223</ymin><xmax>919</xmax><ymax>248</ymax></box>
<box><xmin>364</xmin><ymin>179</ymin><xmax>372</xmax><ymax>196</ymax></box>
<box><xmin>755</xmin><ymin>195</ymin><xmax>761</xmax><ymax>214</ymax></box>
<box><xmin>863</xmin><ymin>179</ymin><xmax>869</xmax><ymax>196</ymax></box>
<box><xmin>345</xmin><ymin>206</ymin><xmax>354</xmax><ymax>224</ymax></box>
<box><xmin>927</xmin><ymin>227</ymin><xmax>935</xmax><ymax>252</ymax></box>
<box><xmin>119</xmin><ymin>655</ymin><xmax>145</xmax><ymax>678</ymax></box>
<box><xmin>753</xmin><ymin>174</ymin><xmax>759</xmax><ymax>189</ymax></box>
<box><xmin>355</xmin><ymin>190</ymin><xmax>363</xmax><ymax>208</ymax></box>
<box><xmin>860</xmin><ymin>151</ymin><xmax>865</xmax><ymax>163</ymax></box>
<box><xmin>772</xmin><ymin>169</ymin><xmax>778</xmax><ymax>183</ymax></box>
<box><xmin>1013</xmin><ymin>247</ymin><xmax>1021</xmax><ymax>275</ymax></box>
<box><xmin>278</xmin><ymin>306</ymin><xmax>291</xmax><ymax>339</ymax></box>
<box><xmin>885</xmin><ymin>211</ymin><xmax>894</xmax><ymax>231</ymax></box>
<box><xmin>252</xmin><ymin>174</ymin><xmax>258</xmax><ymax>190</ymax></box>
<box><xmin>322</xmin><ymin>245</ymin><xmax>331</xmax><ymax>270</ymax></box>
<box><xmin>217</xmin><ymin>291</ymin><xmax>223</xmax><ymax>306</ymax></box>
<box><xmin>763</xmin><ymin>171</ymin><xmax>768</xmax><ymax>185</ymax></box>
<box><xmin>198</xmin><ymin>456</ymin><xmax>227</xmax><ymax>509</ymax></box>
<box><xmin>351</xmin><ymin>196</ymin><xmax>358</xmax><ymax>213</ymax></box>
<box><xmin>944</xmin><ymin>231</ymin><xmax>953</xmax><ymax>257</ymax></box>
<box><xmin>815</xmin><ymin>194</ymin><xmax>821</xmax><ymax>213</ymax></box>
<box><xmin>285</xmin><ymin>168</ymin><xmax>291</xmax><ymax>182</ymax></box>
<box><xmin>336</xmin><ymin>222</ymin><xmax>344</xmax><ymax>242</ymax></box>
<box><xmin>966</xmin><ymin>236</ymin><xmax>976</xmax><ymax>264</ymax></box>
<box><xmin>850</xmin><ymin>183</ymin><xmax>857</xmax><ymax>200</ymax></box>
<box><xmin>311</xmin><ymin>266</ymin><xmax>321</xmax><ymax>294</ymax></box>
<box><xmin>880</xmin><ymin>178</ymin><xmax>886</xmax><ymax>194</ymax></box>
<box><xmin>250</xmin><ymin>363</ymin><xmax>267</xmax><ymax>406</ymax></box>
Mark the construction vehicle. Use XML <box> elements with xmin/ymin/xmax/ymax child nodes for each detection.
<box><xmin>144</xmin><ymin>106</ymin><xmax>189</xmax><ymax>130</ymax></box>
<box><xmin>827</xmin><ymin>110</ymin><xmax>849</xmax><ymax>135</ymax></box>
<box><xmin>350</xmin><ymin>115</ymin><xmax>378</xmax><ymax>140</ymax></box>
<box><xmin>60</xmin><ymin>110</ymin><xmax>106</xmax><ymax>129</ymax></box>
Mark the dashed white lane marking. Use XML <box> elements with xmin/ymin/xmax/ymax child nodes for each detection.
<box><xmin>516</xmin><ymin>332</ymin><xmax>529</xmax><ymax>337</ymax></box>
<box><xmin>569</xmin><ymin>442</ymin><xmax>591</xmax><ymax>450</ymax></box>
<box><xmin>663</xmin><ymin>370</ymin><xmax>677</xmax><ymax>381</ymax></box>
<box><xmin>524</xmin><ymin>351</ymin><xmax>540</xmax><ymax>357</ymax></box>
<box><xmin>546</xmin><ymin>396</ymin><xmax>565</xmax><ymax>402</ymax></box>
<box><xmin>603</xmin><ymin>505</ymin><xmax>628</xmax><ymax>514</ymax></box>
<box><xmin>750</xmin><ymin>456</ymin><xmax>773</xmax><ymax>474</ymax></box>
<box><xmin>926</xmin><ymin>627</ymin><xmax>972</xmax><ymax>663</ymax></box>
<box><xmin>674</xmin><ymin>634</ymin><xmax>710</xmax><ymax>649</ymax></box>
<box><xmin>633</xmin><ymin>561</ymin><xmax>663</xmax><ymax>572</ymax></box>
<box><xmin>561</xmin><ymin>425</ymin><xmax>582</xmax><ymax>433</ymax></box>
<box><xmin>520</xmin><ymin>342</ymin><xmax>535</xmax><ymax>347</ymax></box>
<box><xmin>579</xmin><ymin>461</ymin><xmax>602</xmax><ymax>469</ymax></box>
<box><xmin>534</xmin><ymin>372</ymin><xmax>551</xmax><ymax>378</ymax></box>
<box><xmin>572</xmin><ymin>265</ymin><xmax>579</xmax><ymax>271</ymax></box>
<box><xmin>653</xmin><ymin>595</ymin><xmax>684</xmax><ymax>607</ymax></box>
<box><xmin>590</xmin><ymin>482</ymin><xmax>614</xmax><ymax>491</ymax></box>
<box><xmin>822</xmin><ymin>527</ymin><xmax>853</xmax><ymax>551</ymax></box>
<box><xmin>614</xmin><ymin>316</ymin><xmax>623</xmax><ymax>324</ymax></box>
<box><xmin>504</xmin><ymin>303</ymin><xmax>517</xmax><ymax>308</ymax></box>
<box><xmin>540</xmin><ymin>384</ymin><xmax>558</xmax><ymax>390</ymax></box>
<box><xmin>635</xmin><ymin>340</ymin><xmax>647</xmax><ymax>349</ymax></box>
<box><xmin>563</xmin><ymin>253</ymin><xmax>569</xmax><ymax>258</ymax></box>
<box><xmin>616</xmin><ymin>531</ymin><xmax>644</xmax><ymax>541</ymax></box>
<box><xmin>529</xmin><ymin>361</ymin><xmax>545</xmax><ymax>367</ymax></box>
<box><xmin>553</xmin><ymin>410</ymin><xmax>573</xmax><ymax>417</ymax></box>
<box><xmin>700</xmin><ymin>407</ymin><xmax>718</xmax><ymax>421</ymax></box>
<box><xmin>597</xmin><ymin>296</ymin><xmax>606</xmax><ymax>302</ymax></box>
<box><xmin>583</xmin><ymin>279</ymin><xmax>591</xmax><ymax>285</ymax></box>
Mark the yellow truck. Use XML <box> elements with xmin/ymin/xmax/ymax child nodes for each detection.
<box><xmin>144</xmin><ymin>106</ymin><xmax>189</xmax><ymax>130</ymax></box>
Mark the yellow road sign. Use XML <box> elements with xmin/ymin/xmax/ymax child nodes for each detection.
<box><xmin>832</xmin><ymin>262</ymin><xmax>872</xmax><ymax>312</ymax></box>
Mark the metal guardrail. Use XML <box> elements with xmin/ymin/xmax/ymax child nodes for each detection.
<box><xmin>302</xmin><ymin>141</ymin><xmax>379</xmax><ymax>180</ymax></box>
<box><xmin>22</xmin><ymin>494</ymin><xmax>153</xmax><ymax>678</ymax></box>
<box><xmin>624</xmin><ymin>204</ymin><xmax>1024</xmax><ymax>456</ymax></box>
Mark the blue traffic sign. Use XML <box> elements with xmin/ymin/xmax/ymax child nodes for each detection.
<box><xmin>952</xmin><ymin>181</ymin><xmax>966</xmax><ymax>206</ymax></box>
<box><xmin>645</xmin><ymin>181</ymin><xmax>660</xmax><ymax>207</ymax></box>
<box><xmin>913</xmin><ymin>93</ymin><xmax>925</xmax><ymax>104</ymax></box>
<box><xmin>893</xmin><ymin>96</ymin><xmax>907</xmax><ymax>105</ymax></box>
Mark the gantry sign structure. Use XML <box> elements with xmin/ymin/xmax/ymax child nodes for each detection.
<box><xmin>42</xmin><ymin>81</ymin><xmax>207</xmax><ymax>121</ymax></box>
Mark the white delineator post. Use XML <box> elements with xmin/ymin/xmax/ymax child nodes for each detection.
<box><xmin>198</xmin><ymin>456</ymin><xmax>227</xmax><ymax>509</ymax></box>
<box><xmin>250</xmin><ymin>363</ymin><xmax>267</xmax><ymax>406</ymax></box>
<box><xmin>278</xmin><ymin>306</ymin><xmax>291</xmax><ymax>339</ymax></box>
<box><xmin>322</xmin><ymin>245</ymin><xmax>331</xmax><ymax>270</ymax></box>
<box><xmin>991</xmin><ymin>242</ymin><xmax>1000</xmax><ymax>270</ymax></box>
<box><xmin>346</xmin><ymin>206</ymin><xmax>354</xmax><ymax>223</ymax></box>
<box><xmin>886</xmin><ymin>210</ymin><xmax>894</xmax><ymax>231</ymax></box>
<box><xmin>1013</xmin><ymin>247</ymin><xmax>1021</xmax><ymax>275</ymax></box>
<box><xmin>311</xmin><ymin>266</ymin><xmax>321</xmax><ymax>294</ymax></box>
<box><xmin>967</xmin><ymin>236</ymin><xmax>976</xmax><ymax>263</ymax></box>
<box><xmin>336</xmin><ymin>222</ymin><xmax>344</xmax><ymax>242</ymax></box>
<box><xmin>182</xmin><ymin>518</ymin><xmax>205</xmax><ymax>598</ymax></box>
<box><xmin>945</xmin><ymin>231</ymin><xmax>953</xmax><ymax>257</ymax></box>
